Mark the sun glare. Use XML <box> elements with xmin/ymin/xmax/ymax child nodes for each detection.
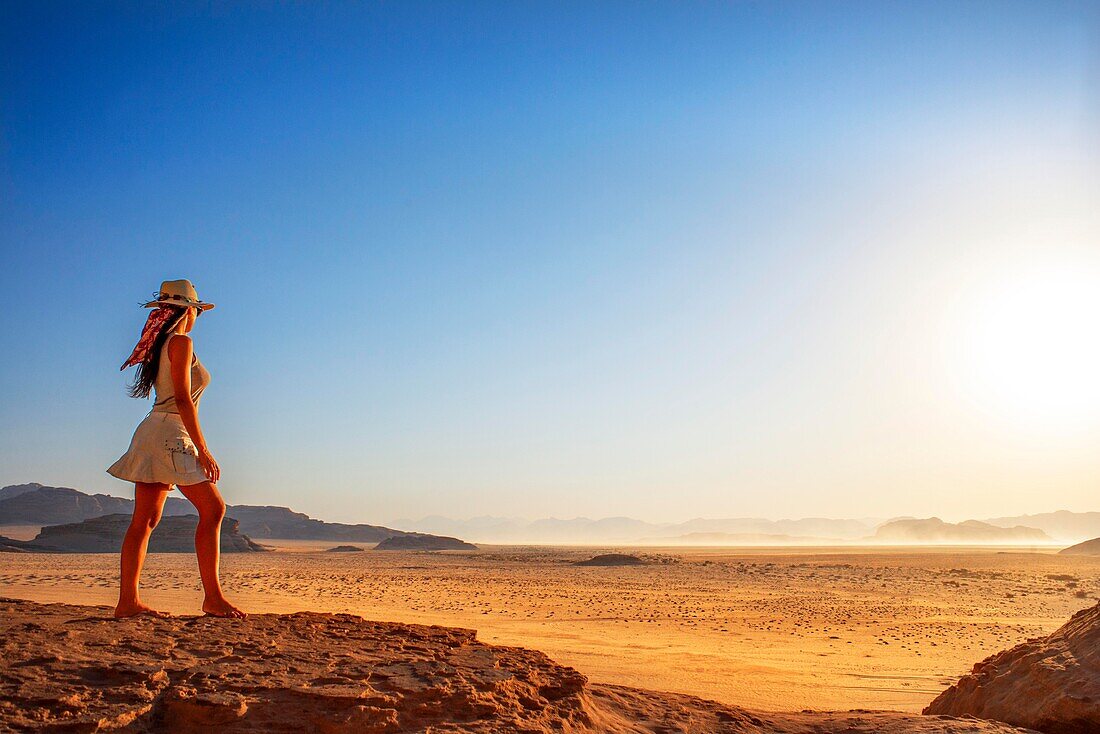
<box><xmin>958</xmin><ymin>261</ymin><xmax>1100</xmax><ymax>432</ymax></box>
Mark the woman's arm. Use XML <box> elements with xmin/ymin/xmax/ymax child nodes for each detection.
<box><xmin>167</xmin><ymin>334</ymin><xmax>220</xmax><ymax>482</ymax></box>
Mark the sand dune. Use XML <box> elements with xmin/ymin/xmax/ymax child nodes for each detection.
<box><xmin>0</xmin><ymin>598</ymin><xmax>1041</xmax><ymax>733</ymax></box>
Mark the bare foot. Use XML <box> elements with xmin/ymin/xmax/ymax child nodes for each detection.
<box><xmin>114</xmin><ymin>600</ymin><xmax>169</xmax><ymax>619</ymax></box>
<box><xmin>202</xmin><ymin>597</ymin><xmax>247</xmax><ymax>619</ymax></box>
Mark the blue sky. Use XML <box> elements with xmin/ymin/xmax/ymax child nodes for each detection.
<box><xmin>2</xmin><ymin>2</ymin><xmax>1098</xmax><ymax>523</ymax></box>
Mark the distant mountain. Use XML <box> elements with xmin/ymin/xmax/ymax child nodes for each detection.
<box><xmin>0</xmin><ymin>486</ymin><xmax>136</xmax><ymax>525</ymax></box>
<box><xmin>391</xmin><ymin>515</ymin><xmax>528</xmax><ymax>541</ymax></box>
<box><xmin>672</xmin><ymin>517</ymin><xmax>875</xmax><ymax>539</ymax></box>
<box><xmin>983</xmin><ymin>511</ymin><xmax>1100</xmax><ymax>543</ymax></box>
<box><xmin>0</xmin><ymin>483</ymin><xmax>53</xmax><ymax>501</ymax></box>
<box><xmin>0</xmin><ymin>514</ymin><xmax>265</xmax><ymax>553</ymax></box>
<box><xmin>0</xmin><ymin>484</ymin><xmax>465</xmax><ymax>546</ymax></box>
<box><xmin>874</xmin><ymin>518</ymin><xmax>1051</xmax><ymax>544</ymax></box>
<box><xmin>640</xmin><ymin>532</ymin><xmax>828</xmax><ymax>546</ymax></box>
<box><xmin>213</xmin><ymin>505</ymin><xmax>404</xmax><ymax>543</ymax></box>
<box><xmin>1059</xmin><ymin>537</ymin><xmax>1100</xmax><ymax>556</ymax></box>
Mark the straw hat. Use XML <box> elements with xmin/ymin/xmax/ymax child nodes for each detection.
<box><xmin>142</xmin><ymin>279</ymin><xmax>215</xmax><ymax>311</ymax></box>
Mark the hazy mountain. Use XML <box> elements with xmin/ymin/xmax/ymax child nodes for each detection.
<box><xmin>672</xmin><ymin>517</ymin><xmax>875</xmax><ymax>539</ymax></box>
<box><xmin>639</xmin><ymin>532</ymin><xmax>827</xmax><ymax>546</ymax></box>
<box><xmin>391</xmin><ymin>515</ymin><xmax>534</xmax><ymax>542</ymax></box>
<box><xmin>390</xmin><ymin>513</ymin><xmax>1088</xmax><ymax>545</ymax></box>
<box><xmin>389</xmin><ymin>515</ymin><xmax>880</xmax><ymax>544</ymax></box>
<box><xmin>982</xmin><ymin>511</ymin><xmax>1100</xmax><ymax>543</ymax></box>
<box><xmin>874</xmin><ymin>518</ymin><xmax>1050</xmax><ymax>544</ymax></box>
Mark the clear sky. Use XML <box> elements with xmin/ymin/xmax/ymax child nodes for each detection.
<box><xmin>2</xmin><ymin>2</ymin><xmax>1098</xmax><ymax>524</ymax></box>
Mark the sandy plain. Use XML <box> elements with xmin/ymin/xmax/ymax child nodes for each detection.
<box><xmin>2</xmin><ymin>544</ymin><xmax>1096</xmax><ymax>714</ymax></box>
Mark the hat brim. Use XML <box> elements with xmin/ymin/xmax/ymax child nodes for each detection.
<box><xmin>142</xmin><ymin>300</ymin><xmax>215</xmax><ymax>311</ymax></box>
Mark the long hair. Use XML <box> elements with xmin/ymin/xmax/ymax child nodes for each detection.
<box><xmin>126</xmin><ymin>307</ymin><xmax>188</xmax><ymax>399</ymax></box>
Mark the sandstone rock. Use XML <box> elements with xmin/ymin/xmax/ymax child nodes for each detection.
<box><xmin>326</xmin><ymin>545</ymin><xmax>365</xmax><ymax>552</ymax></box>
<box><xmin>0</xmin><ymin>598</ymin><xmax>1035</xmax><ymax>733</ymax></box>
<box><xmin>23</xmin><ymin>514</ymin><xmax>267</xmax><ymax>553</ymax></box>
<box><xmin>925</xmin><ymin>601</ymin><xmax>1100</xmax><ymax>733</ymax></box>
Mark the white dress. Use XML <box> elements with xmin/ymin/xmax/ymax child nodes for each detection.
<box><xmin>106</xmin><ymin>335</ymin><xmax>211</xmax><ymax>486</ymax></box>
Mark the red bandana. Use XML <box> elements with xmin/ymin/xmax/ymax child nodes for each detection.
<box><xmin>120</xmin><ymin>307</ymin><xmax>183</xmax><ymax>370</ymax></box>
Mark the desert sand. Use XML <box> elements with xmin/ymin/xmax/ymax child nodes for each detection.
<box><xmin>0</xmin><ymin>597</ymin><xmax>1051</xmax><ymax>732</ymax></box>
<box><xmin>2</xmin><ymin>544</ymin><xmax>1096</xmax><ymax>717</ymax></box>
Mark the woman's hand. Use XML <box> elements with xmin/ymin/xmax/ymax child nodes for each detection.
<box><xmin>197</xmin><ymin>446</ymin><xmax>220</xmax><ymax>483</ymax></box>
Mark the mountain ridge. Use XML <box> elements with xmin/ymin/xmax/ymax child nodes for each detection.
<box><xmin>0</xmin><ymin>484</ymin><xmax>468</xmax><ymax>546</ymax></box>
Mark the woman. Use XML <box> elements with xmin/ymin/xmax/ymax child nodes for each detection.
<box><xmin>107</xmin><ymin>279</ymin><xmax>246</xmax><ymax>619</ymax></box>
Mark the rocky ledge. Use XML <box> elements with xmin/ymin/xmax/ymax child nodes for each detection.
<box><xmin>0</xmin><ymin>598</ymin><xmax>1043</xmax><ymax>733</ymax></box>
<box><xmin>925</xmin><ymin>601</ymin><xmax>1100</xmax><ymax>734</ymax></box>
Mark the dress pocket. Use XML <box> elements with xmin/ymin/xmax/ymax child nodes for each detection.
<box><xmin>172</xmin><ymin>451</ymin><xmax>200</xmax><ymax>477</ymax></box>
<box><xmin>165</xmin><ymin>437</ymin><xmax>201</xmax><ymax>477</ymax></box>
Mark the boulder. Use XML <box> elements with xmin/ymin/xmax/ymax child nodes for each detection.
<box><xmin>574</xmin><ymin>554</ymin><xmax>646</xmax><ymax>567</ymax></box>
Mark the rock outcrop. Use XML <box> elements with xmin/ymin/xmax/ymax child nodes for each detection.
<box><xmin>3</xmin><ymin>514</ymin><xmax>266</xmax><ymax>553</ymax></box>
<box><xmin>326</xmin><ymin>545</ymin><xmax>365</xmax><ymax>552</ymax></box>
<box><xmin>1059</xmin><ymin>537</ymin><xmax>1100</xmax><ymax>556</ymax></box>
<box><xmin>574</xmin><ymin>553</ymin><xmax>647</xmax><ymax>566</ymax></box>
<box><xmin>373</xmin><ymin>535</ymin><xmax>477</xmax><ymax>551</ymax></box>
<box><xmin>0</xmin><ymin>598</ymin><xmax>1035</xmax><ymax>733</ymax></box>
<box><xmin>925</xmin><ymin>601</ymin><xmax>1100</xmax><ymax>733</ymax></box>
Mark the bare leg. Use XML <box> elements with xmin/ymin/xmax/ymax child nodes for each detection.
<box><xmin>115</xmin><ymin>483</ymin><xmax>170</xmax><ymax>618</ymax></box>
<box><xmin>177</xmin><ymin>480</ymin><xmax>246</xmax><ymax>618</ymax></box>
